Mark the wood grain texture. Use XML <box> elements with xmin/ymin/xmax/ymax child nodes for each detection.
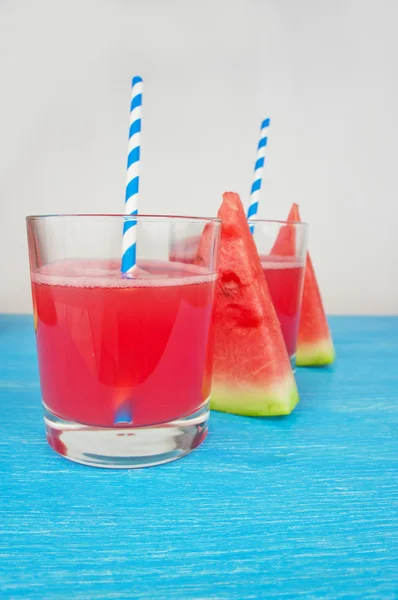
<box><xmin>0</xmin><ymin>315</ymin><xmax>397</xmax><ymax>599</ymax></box>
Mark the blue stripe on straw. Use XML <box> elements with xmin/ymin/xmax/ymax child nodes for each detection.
<box><xmin>247</xmin><ymin>118</ymin><xmax>271</xmax><ymax>223</ymax></box>
<box><xmin>123</xmin><ymin>213</ymin><xmax>138</xmax><ymax>234</ymax></box>
<box><xmin>254</xmin><ymin>157</ymin><xmax>264</xmax><ymax>171</ymax></box>
<box><xmin>126</xmin><ymin>177</ymin><xmax>139</xmax><ymax>200</ymax></box>
<box><xmin>251</xmin><ymin>180</ymin><xmax>261</xmax><ymax>194</ymax></box>
<box><xmin>131</xmin><ymin>94</ymin><xmax>142</xmax><ymax>111</ymax></box>
<box><xmin>132</xmin><ymin>76</ymin><xmax>143</xmax><ymax>85</ymax></box>
<box><xmin>247</xmin><ymin>202</ymin><xmax>259</xmax><ymax>218</ymax></box>
<box><xmin>115</xmin><ymin>399</ymin><xmax>133</xmax><ymax>424</ymax></box>
<box><xmin>121</xmin><ymin>243</ymin><xmax>137</xmax><ymax>273</ymax></box>
<box><xmin>129</xmin><ymin>119</ymin><xmax>141</xmax><ymax>138</ymax></box>
<box><xmin>127</xmin><ymin>147</ymin><xmax>140</xmax><ymax>168</ymax></box>
<box><xmin>258</xmin><ymin>137</ymin><xmax>268</xmax><ymax>149</ymax></box>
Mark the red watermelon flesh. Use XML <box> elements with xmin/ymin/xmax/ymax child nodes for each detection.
<box><xmin>282</xmin><ymin>204</ymin><xmax>335</xmax><ymax>366</ymax></box>
<box><xmin>198</xmin><ymin>192</ymin><xmax>299</xmax><ymax>416</ymax></box>
<box><xmin>270</xmin><ymin>218</ymin><xmax>296</xmax><ymax>257</ymax></box>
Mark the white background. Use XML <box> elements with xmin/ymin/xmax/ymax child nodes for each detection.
<box><xmin>1</xmin><ymin>0</ymin><xmax>397</xmax><ymax>314</ymax></box>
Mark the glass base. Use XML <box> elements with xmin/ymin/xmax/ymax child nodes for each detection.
<box><xmin>43</xmin><ymin>403</ymin><xmax>209</xmax><ymax>469</ymax></box>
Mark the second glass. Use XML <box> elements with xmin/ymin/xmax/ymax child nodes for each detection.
<box><xmin>248</xmin><ymin>218</ymin><xmax>309</xmax><ymax>366</ymax></box>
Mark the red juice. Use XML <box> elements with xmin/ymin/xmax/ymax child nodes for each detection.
<box><xmin>32</xmin><ymin>259</ymin><xmax>216</xmax><ymax>428</ymax></box>
<box><xmin>260</xmin><ymin>256</ymin><xmax>305</xmax><ymax>357</ymax></box>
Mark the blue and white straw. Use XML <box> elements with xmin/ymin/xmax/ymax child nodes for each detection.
<box><xmin>247</xmin><ymin>118</ymin><xmax>270</xmax><ymax>222</ymax></box>
<box><xmin>121</xmin><ymin>76</ymin><xmax>143</xmax><ymax>275</ymax></box>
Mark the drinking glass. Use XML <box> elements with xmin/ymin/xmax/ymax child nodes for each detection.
<box><xmin>26</xmin><ymin>214</ymin><xmax>220</xmax><ymax>468</ymax></box>
<box><xmin>248</xmin><ymin>218</ymin><xmax>309</xmax><ymax>366</ymax></box>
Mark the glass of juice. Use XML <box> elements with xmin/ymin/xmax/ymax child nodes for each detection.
<box><xmin>26</xmin><ymin>214</ymin><xmax>221</xmax><ymax>468</ymax></box>
<box><xmin>248</xmin><ymin>218</ymin><xmax>309</xmax><ymax>367</ymax></box>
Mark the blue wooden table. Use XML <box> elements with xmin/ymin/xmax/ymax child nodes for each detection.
<box><xmin>0</xmin><ymin>315</ymin><xmax>397</xmax><ymax>599</ymax></box>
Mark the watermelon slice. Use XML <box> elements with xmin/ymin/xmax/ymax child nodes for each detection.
<box><xmin>280</xmin><ymin>204</ymin><xmax>335</xmax><ymax>367</ymax></box>
<box><xmin>198</xmin><ymin>192</ymin><xmax>299</xmax><ymax>416</ymax></box>
<box><xmin>270</xmin><ymin>219</ymin><xmax>296</xmax><ymax>258</ymax></box>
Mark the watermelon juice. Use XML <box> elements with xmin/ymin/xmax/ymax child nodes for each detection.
<box><xmin>32</xmin><ymin>259</ymin><xmax>216</xmax><ymax>428</ymax></box>
<box><xmin>260</xmin><ymin>256</ymin><xmax>305</xmax><ymax>357</ymax></box>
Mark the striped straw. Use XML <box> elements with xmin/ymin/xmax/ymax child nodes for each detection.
<box><xmin>121</xmin><ymin>76</ymin><xmax>143</xmax><ymax>275</ymax></box>
<box><xmin>247</xmin><ymin>118</ymin><xmax>270</xmax><ymax>222</ymax></box>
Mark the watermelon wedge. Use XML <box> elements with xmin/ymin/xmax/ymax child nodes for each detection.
<box><xmin>198</xmin><ymin>192</ymin><xmax>299</xmax><ymax>416</ymax></box>
<box><xmin>280</xmin><ymin>204</ymin><xmax>335</xmax><ymax>367</ymax></box>
<box><xmin>270</xmin><ymin>219</ymin><xmax>296</xmax><ymax>258</ymax></box>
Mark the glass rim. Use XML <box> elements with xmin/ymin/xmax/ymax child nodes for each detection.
<box><xmin>26</xmin><ymin>213</ymin><xmax>221</xmax><ymax>224</ymax></box>
<box><xmin>248</xmin><ymin>217</ymin><xmax>309</xmax><ymax>228</ymax></box>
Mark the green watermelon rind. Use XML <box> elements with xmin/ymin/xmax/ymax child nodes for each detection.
<box><xmin>210</xmin><ymin>380</ymin><xmax>299</xmax><ymax>416</ymax></box>
<box><xmin>296</xmin><ymin>339</ymin><xmax>335</xmax><ymax>367</ymax></box>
